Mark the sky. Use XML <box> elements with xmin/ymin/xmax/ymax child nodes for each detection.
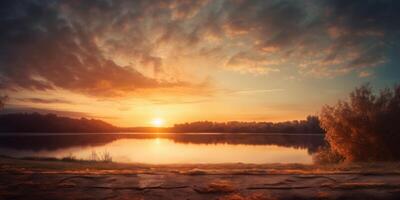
<box><xmin>0</xmin><ymin>0</ymin><xmax>399</xmax><ymax>127</ymax></box>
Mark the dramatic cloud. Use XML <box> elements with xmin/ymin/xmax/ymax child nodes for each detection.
<box><xmin>218</xmin><ymin>0</ymin><xmax>399</xmax><ymax>76</ymax></box>
<box><xmin>0</xmin><ymin>0</ymin><xmax>399</xmax><ymax>98</ymax></box>
<box><xmin>0</xmin><ymin>0</ymin><xmax>192</xmax><ymax>97</ymax></box>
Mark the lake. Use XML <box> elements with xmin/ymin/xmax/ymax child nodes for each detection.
<box><xmin>0</xmin><ymin>133</ymin><xmax>324</xmax><ymax>164</ymax></box>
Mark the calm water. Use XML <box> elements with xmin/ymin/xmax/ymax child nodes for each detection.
<box><xmin>0</xmin><ymin>133</ymin><xmax>324</xmax><ymax>164</ymax></box>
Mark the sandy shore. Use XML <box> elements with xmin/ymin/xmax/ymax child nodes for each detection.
<box><xmin>1</xmin><ymin>157</ymin><xmax>400</xmax><ymax>200</ymax></box>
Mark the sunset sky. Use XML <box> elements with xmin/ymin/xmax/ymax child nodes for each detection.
<box><xmin>1</xmin><ymin>0</ymin><xmax>400</xmax><ymax>126</ymax></box>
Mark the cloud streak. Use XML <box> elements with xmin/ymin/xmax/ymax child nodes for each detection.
<box><xmin>16</xmin><ymin>98</ymin><xmax>73</xmax><ymax>104</ymax></box>
<box><xmin>233</xmin><ymin>89</ymin><xmax>285</xmax><ymax>95</ymax></box>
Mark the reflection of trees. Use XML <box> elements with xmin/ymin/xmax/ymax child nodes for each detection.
<box><xmin>169</xmin><ymin>134</ymin><xmax>324</xmax><ymax>153</ymax></box>
<box><xmin>0</xmin><ymin>135</ymin><xmax>119</xmax><ymax>151</ymax></box>
<box><xmin>0</xmin><ymin>134</ymin><xmax>324</xmax><ymax>153</ymax></box>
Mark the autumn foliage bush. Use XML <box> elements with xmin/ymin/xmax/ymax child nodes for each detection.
<box><xmin>313</xmin><ymin>146</ymin><xmax>344</xmax><ymax>164</ymax></box>
<box><xmin>318</xmin><ymin>84</ymin><xmax>400</xmax><ymax>162</ymax></box>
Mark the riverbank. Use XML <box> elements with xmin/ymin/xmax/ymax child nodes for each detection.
<box><xmin>1</xmin><ymin>156</ymin><xmax>400</xmax><ymax>199</ymax></box>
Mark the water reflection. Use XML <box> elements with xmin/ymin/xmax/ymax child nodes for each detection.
<box><xmin>0</xmin><ymin>133</ymin><xmax>324</xmax><ymax>164</ymax></box>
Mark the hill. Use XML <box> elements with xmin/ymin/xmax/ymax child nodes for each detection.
<box><xmin>0</xmin><ymin>113</ymin><xmax>117</xmax><ymax>133</ymax></box>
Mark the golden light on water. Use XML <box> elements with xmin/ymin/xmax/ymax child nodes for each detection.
<box><xmin>38</xmin><ymin>138</ymin><xmax>313</xmax><ymax>164</ymax></box>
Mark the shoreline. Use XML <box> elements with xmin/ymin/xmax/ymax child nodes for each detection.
<box><xmin>0</xmin><ymin>132</ymin><xmax>325</xmax><ymax>136</ymax></box>
<box><xmin>2</xmin><ymin>155</ymin><xmax>400</xmax><ymax>174</ymax></box>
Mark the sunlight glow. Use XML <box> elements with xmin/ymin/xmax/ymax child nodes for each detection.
<box><xmin>151</xmin><ymin>118</ymin><xmax>165</xmax><ymax>127</ymax></box>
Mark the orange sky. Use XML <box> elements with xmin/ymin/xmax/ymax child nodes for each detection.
<box><xmin>1</xmin><ymin>0</ymin><xmax>400</xmax><ymax>126</ymax></box>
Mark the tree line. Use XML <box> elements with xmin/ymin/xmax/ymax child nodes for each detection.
<box><xmin>0</xmin><ymin>113</ymin><xmax>117</xmax><ymax>133</ymax></box>
<box><xmin>0</xmin><ymin>112</ymin><xmax>324</xmax><ymax>134</ymax></box>
<box><xmin>173</xmin><ymin>116</ymin><xmax>324</xmax><ymax>134</ymax></box>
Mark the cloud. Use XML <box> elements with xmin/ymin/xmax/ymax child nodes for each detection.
<box><xmin>169</xmin><ymin>0</ymin><xmax>209</xmax><ymax>20</ymax></box>
<box><xmin>358</xmin><ymin>71</ymin><xmax>373</xmax><ymax>78</ymax></box>
<box><xmin>233</xmin><ymin>89</ymin><xmax>285</xmax><ymax>95</ymax></box>
<box><xmin>0</xmin><ymin>0</ymin><xmax>398</xmax><ymax>98</ymax></box>
<box><xmin>149</xmin><ymin>98</ymin><xmax>210</xmax><ymax>105</ymax></box>
<box><xmin>0</xmin><ymin>0</ymin><xmax>198</xmax><ymax>98</ymax></box>
<box><xmin>225</xmin><ymin>52</ymin><xmax>281</xmax><ymax>75</ymax></box>
<box><xmin>216</xmin><ymin>0</ymin><xmax>399</xmax><ymax>77</ymax></box>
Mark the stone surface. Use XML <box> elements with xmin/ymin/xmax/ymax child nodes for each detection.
<box><xmin>1</xmin><ymin>158</ymin><xmax>400</xmax><ymax>199</ymax></box>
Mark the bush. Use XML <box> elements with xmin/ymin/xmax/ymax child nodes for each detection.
<box><xmin>319</xmin><ymin>84</ymin><xmax>400</xmax><ymax>162</ymax></box>
<box><xmin>313</xmin><ymin>146</ymin><xmax>344</xmax><ymax>164</ymax></box>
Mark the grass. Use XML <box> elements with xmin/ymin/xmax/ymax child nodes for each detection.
<box><xmin>1</xmin><ymin>154</ymin><xmax>400</xmax><ymax>175</ymax></box>
<box><xmin>61</xmin><ymin>153</ymin><xmax>78</xmax><ymax>162</ymax></box>
<box><xmin>15</xmin><ymin>150</ymin><xmax>113</xmax><ymax>165</ymax></box>
<box><xmin>88</xmin><ymin>150</ymin><xmax>113</xmax><ymax>162</ymax></box>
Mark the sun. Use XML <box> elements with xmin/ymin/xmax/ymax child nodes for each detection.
<box><xmin>151</xmin><ymin>118</ymin><xmax>165</xmax><ymax>127</ymax></box>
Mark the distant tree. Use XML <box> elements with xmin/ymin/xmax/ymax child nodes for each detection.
<box><xmin>173</xmin><ymin>116</ymin><xmax>324</xmax><ymax>134</ymax></box>
<box><xmin>319</xmin><ymin>84</ymin><xmax>400</xmax><ymax>162</ymax></box>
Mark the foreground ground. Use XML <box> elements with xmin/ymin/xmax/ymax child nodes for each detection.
<box><xmin>1</xmin><ymin>157</ymin><xmax>400</xmax><ymax>200</ymax></box>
